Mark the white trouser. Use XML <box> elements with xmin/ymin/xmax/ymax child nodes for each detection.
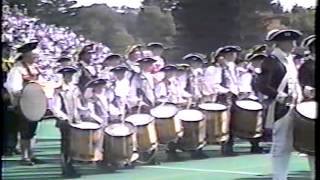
<box><xmin>271</xmin><ymin>110</ymin><xmax>294</xmax><ymax>180</ymax></box>
<box><xmin>308</xmin><ymin>156</ymin><xmax>315</xmax><ymax>180</ymax></box>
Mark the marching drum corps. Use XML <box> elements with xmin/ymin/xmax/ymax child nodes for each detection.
<box><xmin>2</xmin><ymin>29</ymin><xmax>317</xmax><ymax>180</ymax></box>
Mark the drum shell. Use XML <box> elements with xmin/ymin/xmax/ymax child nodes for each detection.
<box><xmin>134</xmin><ymin>120</ymin><xmax>158</xmax><ymax>152</ymax></box>
<box><xmin>231</xmin><ymin>104</ymin><xmax>263</xmax><ymax>139</ymax></box>
<box><xmin>154</xmin><ymin>116</ymin><xmax>182</xmax><ymax>144</ymax></box>
<box><xmin>293</xmin><ymin>109</ymin><xmax>314</xmax><ymax>155</ymax></box>
<box><xmin>202</xmin><ymin>109</ymin><xmax>230</xmax><ymax>144</ymax></box>
<box><xmin>69</xmin><ymin>126</ymin><xmax>103</xmax><ymax>161</ymax></box>
<box><xmin>179</xmin><ymin>119</ymin><xmax>206</xmax><ymax>151</ymax></box>
<box><xmin>103</xmin><ymin>133</ymin><xmax>135</xmax><ymax>163</ymax></box>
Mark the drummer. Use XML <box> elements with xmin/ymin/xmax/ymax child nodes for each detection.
<box><xmin>175</xmin><ymin>64</ymin><xmax>193</xmax><ymax>103</ymax></box>
<box><xmin>257</xmin><ymin>29</ymin><xmax>303</xmax><ymax>180</ymax></box>
<box><xmin>130</xmin><ymin>57</ymin><xmax>158</xmax><ymax>113</ymax></box>
<box><xmin>85</xmin><ymin>78</ymin><xmax>121</xmax><ymax>125</ymax></box>
<box><xmin>52</xmin><ymin>66</ymin><xmax>81</xmax><ymax>178</ymax></box>
<box><xmin>147</xmin><ymin>42</ymin><xmax>166</xmax><ymax>72</ymax></box>
<box><xmin>155</xmin><ymin>65</ymin><xmax>179</xmax><ymax>104</ymax></box>
<box><xmin>125</xmin><ymin>44</ymin><xmax>143</xmax><ymax>73</ymax></box>
<box><xmin>4</xmin><ymin>42</ymin><xmax>44</xmax><ymax>165</ymax></box>
<box><xmin>298</xmin><ymin>35</ymin><xmax>315</xmax><ymax>180</ymax></box>
<box><xmin>183</xmin><ymin>53</ymin><xmax>210</xmax><ymax>104</ymax></box>
<box><xmin>99</xmin><ymin>54</ymin><xmax>123</xmax><ymax>80</ymax></box>
<box><xmin>110</xmin><ymin>65</ymin><xmax>138</xmax><ymax>112</ymax></box>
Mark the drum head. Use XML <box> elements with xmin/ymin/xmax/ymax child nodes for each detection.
<box><xmin>70</xmin><ymin>121</ymin><xmax>100</xmax><ymax>130</ymax></box>
<box><xmin>175</xmin><ymin>109</ymin><xmax>204</xmax><ymax>122</ymax></box>
<box><xmin>235</xmin><ymin>100</ymin><xmax>263</xmax><ymax>111</ymax></box>
<box><xmin>19</xmin><ymin>83</ymin><xmax>47</xmax><ymax>121</ymax></box>
<box><xmin>296</xmin><ymin>101</ymin><xmax>317</xmax><ymax>120</ymax></box>
<box><xmin>198</xmin><ymin>103</ymin><xmax>227</xmax><ymax>111</ymax></box>
<box><xmin>125</xmin><ymin>113</ymin><xmax>154</xmax><ymax>126</ymax></box>
<box><xmin>104</xmin><ymin>122</ymin><xmax>135</xmax><ymax>137</ymax></box>
<box><xmin>150</xmin><ymin>104</ymin><xmax>179</xmax><ymax>118</ymax></box>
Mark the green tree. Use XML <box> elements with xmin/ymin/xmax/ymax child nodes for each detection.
<box><xmin>136</xmin><ymin>6</ymin><xmax>176</xmax><ymax>44</ymax></box>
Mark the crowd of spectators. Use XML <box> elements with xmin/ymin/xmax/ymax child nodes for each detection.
<box><xmin>2</xmin><ymin>5</ymin><xmax>111</xmax><ymax>72</ymax></box>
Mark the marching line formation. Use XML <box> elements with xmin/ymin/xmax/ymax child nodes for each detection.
<box><xmin>2</xmin><ymin>28</ymin><xmax>316</xmax><ymax>180</ymax></box>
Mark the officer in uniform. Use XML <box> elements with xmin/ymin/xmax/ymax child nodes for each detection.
<box><xmin>5</xmin><ymin>42</ymin><xmax>44</xmax><ymax>165</ymax></box>
<box><xmin>298</xmin><ymin>35</ymin><xmax>315</xmax><ymax>180</ymax></box>
<box><xmin>257</xmin><ymin>29</ymin><xmax>303</xmax><ymax>180</ymax></box>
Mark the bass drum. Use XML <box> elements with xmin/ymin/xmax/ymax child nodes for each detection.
<box><xmin>150</xmin><ymin>104</ymin><xmax>181</xmax><ymax>144</ymax></box>
<box><xmin>293</xmin><ymin>101</ymin><xmax>317</xmax><ymax>155</ymax></box>
<box><xmin>198</xmin><ymin>103</ymin><xmax>230</xmax><ymax>144</ymax></box>
<box><xmin>125</xmin><ymin>114</ymin><xmax>158</xmax><ymax>152</ymax></box>
<box><xmin>175</xmin><ymin>109</ymin><xmax>206</xmax><ymax>151</ymax></box>
<box><xmin>103</xmin><ymin>122</ymin><xmax>138</xmax><ymax>164</ymax></box>
<box><xmin>19</xmin><ymin>82</ymin><xmax>47</xmax><ymax>121</ymax></box>
<box><xmin>69</xmin><ymin>121</ymin><xmax>103</xmax><ymax>161</ymax></box>
<box><xmin>231</xmin><ymin>100</ymin><xmax>264</xmax><ymax>139</ymax></box>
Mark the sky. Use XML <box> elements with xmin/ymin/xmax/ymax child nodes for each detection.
<box><xmin>75</xmin><ymin>0</ymin><xmax>316</xmax><ymax>10</ymax></box>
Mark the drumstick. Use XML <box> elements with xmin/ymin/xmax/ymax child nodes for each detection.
<box><xmin>120</xmin><ymin>102</ymin><xmax>126</xmax><ymax>124</ymax></box>
<box><xmin>186</xmin><ymin>97</ymin><xmax>193</xmax><ymax>109</ymax></box>
<box><xmin>137</xmin><ymin>95</ymin><xmax>143</xmax><ymax>114</ymax></box>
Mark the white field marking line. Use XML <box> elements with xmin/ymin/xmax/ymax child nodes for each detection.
<box><xmin>143</xmin><ymin>166</ymin><xmax>262</xmax><ymax>176</ymax></box>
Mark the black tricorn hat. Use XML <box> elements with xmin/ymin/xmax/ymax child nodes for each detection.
<box><xmin>266</xmin><ymin>29</ymin><xmax>302</xmax><ymax>42</ymax></box>
<box><xmin>110</xmin><ymin>65</ymin><xmax>129</xmax><ymax>72</ymax></box>
<box><xmin>160</xmin><ymin>65</ymin><xmax>178</xmax><ymax>72</ymax></box>
<box><xmin>56</xmin><ymin>66</ymin><xmax>78</xmax><ymax>74</ymax></box>
<box><xmin>85</xmin><ymin>78</ymin><xmax>107</xmax><ymax>88</ymax></box>
<box><xmin>17</xmin><ymin>41</ymin><xmax>38</xmax><ymax>54</ymax></box>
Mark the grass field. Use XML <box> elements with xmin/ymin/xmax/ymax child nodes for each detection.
<box><xmin>2</xmin><ymin>119</ymin><xmax>312</xmax><ymax>180</ymax></box>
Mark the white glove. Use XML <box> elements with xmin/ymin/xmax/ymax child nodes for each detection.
<box><xmin>304</xmin><ymin>86</ymin><xmax>315</xmax><ymax>99</ymax></box>
<box><xmin>276</xmin><ymin>92</ymin><xmax>288</xmax><ymax>104</ymax></box>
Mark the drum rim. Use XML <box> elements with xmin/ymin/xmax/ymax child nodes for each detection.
<box><xmin>198</xmin><ymin>103</ymin><xmax>227</xmax><ymax>111</ymax></box>
<box><xmin>235</xmin><ymin>100</ymin><xmax>263</xmax><ymax>111</ymax></box>
<box><xmin>69</xmin><ymin>121</ymin><xmax>101</xmax><ymax>130</ymax></box>
<box><xmin>176</xmin><ymin>109</ymin><xmax>204</xmax><ymax>121</ymax></box>
<box><xmin>150</xmin><ymin>104</ymin><xmax>179</xmax><ymax>118</ymax></box>
<box><xmin>19</xmin><ymin>82</ymin><xmax>48</xmax><ymax>121</ymax></box>
<box><xmin>295</xmin><ymin>101</ymin><xmax>317</xmax><ymax>120</ymax></box>
<box><xmin>104</xmin><ymin>122</ymin><xmax>136</xmax><ymax>136</ymax></box>
<box><xmin>125</xmin><ymin>113</ymin><xmax>154</xmax><ymax>126</ymax></box>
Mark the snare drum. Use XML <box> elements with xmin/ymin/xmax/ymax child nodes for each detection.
<box><xmin>69</xmin><ymin>122</ymin><xmax>103</xmax><ymax>161</ymax></box>
<box><xmin>198</xmin><ymin>103</ymin><xmax>230</xmax><ymax>143</ymax></box>
<box><xmin>175</xmin><ymin>109</ymin><xmax>206</xmax><ymax>151</ymax></box>
<box><xmin>293</xmin><ymin>101</ymin><xmax>317</xmax><ymax>155</ymax></box>
<box><xmin>104</xmin><ymin>122</ymin><xmax>138</xmax><ymax>163</ymax></box>
<box><xmin>125</xmin><ymin>114</ymin><xmax>158</xmax><ymax>152</ymax></box>
<box><xmin>150</xmin><ymin>104</ymin><xmax>180</xmax><ymax>144</ymax></box>
<box><xmin>231</xmin><ymin>100</ymin><xmax>264</xmax><ymax>139</ymax></box>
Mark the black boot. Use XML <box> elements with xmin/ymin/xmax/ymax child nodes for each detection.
<box><xmin>63</xmin><ymin>163</ymin><xmax>81</xmax><ymax>179</ymax></box>
<box><xmin>221</xmin><ymin>143</ymin><xmax>238</xmax><ymax>156</ymax></box>
<box><xmin>20</xmin><ymin>158</ymin><xmax>35</xmax><ymax>166</ymax></box>
<box><xmin>31</xmin><ymin>157</ymin><xmax>46</xmax><ymax>164</ymax></box>
<box><xmin>250</xmin><ymin>145</ymin><xmax>266</xmax><ymax>154</ymax></box>
<box><xmin>166</xmin><ymin>142</ymin><xmax>181</xmax><ymax>161</ymax></box>
<box><xmin>190</xmin><ymin>149</ymin><xmax>209</xmax><ymax>159</ymax></box>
